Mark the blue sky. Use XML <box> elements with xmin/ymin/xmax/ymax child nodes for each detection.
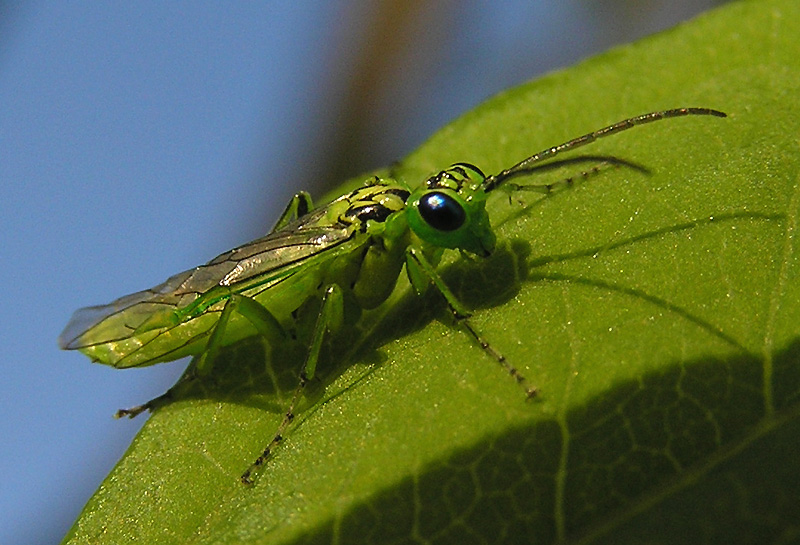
<box><xmin>0</xmin><ymin>2</ymin><xmax>718</xmax><ymax>543</ymax></box>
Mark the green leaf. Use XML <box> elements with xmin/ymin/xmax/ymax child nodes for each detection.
<box><xmin>64</xmin><ymin>1</ymin><xmax>800</xmax><ymax>543</ymax></box>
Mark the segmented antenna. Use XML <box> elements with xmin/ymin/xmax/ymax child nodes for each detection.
<box><xmin>482</xmin><ymin>107</ymin><xmax>727</xmax><ymax>192</ymax></box>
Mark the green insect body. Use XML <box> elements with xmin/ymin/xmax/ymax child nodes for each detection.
<box><xmin>59</xmin><ymin>107</ymin><xmax>726</xmax><ymax>484</ymax></box>
<box><xmin>61</xmin><ymin>184</ymin><xmax>406</xmax><ymax>368</ymax></box>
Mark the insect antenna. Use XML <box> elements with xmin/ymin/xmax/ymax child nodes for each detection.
<box><xmin>482</xmin><ymin>107</ymin><xmax>727</xmax><ymax>193</ymax></box>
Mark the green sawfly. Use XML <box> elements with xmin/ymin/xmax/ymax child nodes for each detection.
<box><xmin>60</xmin><ymin>107</ymin><xmax>726</xmax><ymax>484</ymax></box>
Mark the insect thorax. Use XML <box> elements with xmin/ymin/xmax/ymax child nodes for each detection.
<box><xmin>339</xmin><ymin>182</ymin><xmax>411</xmax><ymax>231</ymax></box>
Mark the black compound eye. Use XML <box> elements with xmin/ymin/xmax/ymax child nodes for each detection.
<box><xmin>418</xmin><ymin>191</ymin><xmax>465</xmax><ymax>232</ymax></box>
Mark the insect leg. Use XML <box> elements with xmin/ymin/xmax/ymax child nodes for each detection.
<box><xmin>113</xmin><ymin>298</ymin><xmax>239</xmax><ymax>418</ymax></box>
<box><xmin>406</xmin><ymin>246</ymin><xmax>537</xmax><ymax>398</ymax></box>
<box><xmin>241</xmin><ymin>284</ymin><xmax>344</xmax><ymax>485</ymax></box>
<box><xmin>114</xmin><ymin>371</ymin><xmax>189</xmax><ymax>419</ymax></box>
<box><xmin>270</xmin><ymin>191</ymin><xmax>314</xmax><ymax>232</ymax></box>
<box><xmin>115</xmin><ymin>294</ymin><xmax>287</xmax><ymax>418</ymax></box>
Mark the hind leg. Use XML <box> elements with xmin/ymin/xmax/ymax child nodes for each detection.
<box><xmin>115</xmin><ymin>294</ymin><xmax>287</xmax><ymax>418</ymax></box>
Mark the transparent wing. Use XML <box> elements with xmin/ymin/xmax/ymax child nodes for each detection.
<box><xmin>59</xmin><ymin>206</ymin><xmax>358</xmax><ymax>356</ymax></box>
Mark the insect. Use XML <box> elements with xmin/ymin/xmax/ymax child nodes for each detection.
<box><xmin>59</xmin><ymin>107</ymin><xmax>726</xmax><ymax>484</ymax></box>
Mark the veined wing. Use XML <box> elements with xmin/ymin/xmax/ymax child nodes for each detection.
<box><xmin>59</xmin><ymin>207</ymin><xmax>360</xmax><ymax>365</ymax></box>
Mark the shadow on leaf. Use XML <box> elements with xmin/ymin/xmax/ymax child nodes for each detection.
<box><xmin>294</xmin><ymin>339</ymin><xmax>799</xmax><ymax>545</ymax></box>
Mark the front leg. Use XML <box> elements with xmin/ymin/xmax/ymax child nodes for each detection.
<box><xmin>405</xmin><ymin>246</ymin><xmax>537</xmax><ymax>398</ymax></box>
